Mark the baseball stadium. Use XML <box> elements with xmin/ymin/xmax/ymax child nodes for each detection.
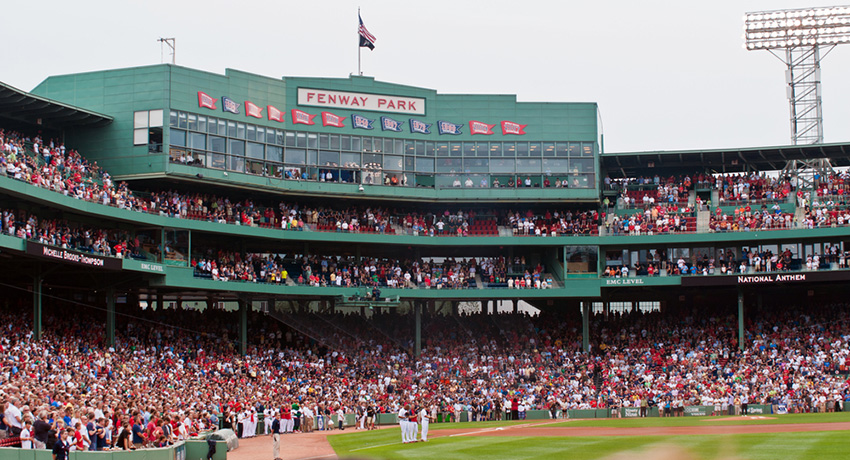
<box><xmin>3</xmin><ymin>5</ymin><xmax>850</xmax><ymax>460</ymax></box>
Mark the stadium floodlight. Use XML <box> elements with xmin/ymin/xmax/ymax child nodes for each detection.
<box><xmin>744</xmin><ymin>6</ymin><xmax>850</xmax><ymax>145</ymax></box>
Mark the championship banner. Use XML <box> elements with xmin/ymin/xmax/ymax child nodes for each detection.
<box><xmin>469</xmin><ymin>120</ymin><xmax>495</xmax><ymax>135</ymax></box>
<box><xmin>380</xmin><ymin>116</ymin><xmax>403</xmax><ymax>132</ymax></box>
<box><xmin>245</xmin><ymin>101</ymin><xmax>263</xmax><ymax>119</ymax></box>
<box><xmin>268</xmin><ymin>105</ymin><xmax>284</xmax><ymax>122</ymax></box>
<box><xmin>409</xmin><ymin>119</ymin><xmax>431</xmax><ymax>134</ymax></box>
<box><xmin>437</xmin><ymin>120</ymin><xmax>463</xmax><ymax>135</ymax></box>
<box><xmin>322</xmin><ymin>111</ymin><xmax>346</xmax><ymax>128</ymax></box>
<box><xmin>222</xmin><ymin>96</ymin><xmax>240</xmax><ymax>114</ymax></box>
<box><xmin>351</xmin><ymin>114</ymin><xmax>375</xmax><ymax>130</ymax></box>
<box><xmin>291</xmin><ymin>109</ymin><xmax>317</xmax><ymax>125</ymax></box>
<box><xmin>501</xmin><ymin>120</ymin><xmax>527</xmax><ymax>135</ymax></box>
<box><xmin>198</xmin><ymin>91</ymin><xmax>217</xmax><ymax>110</ymax></box>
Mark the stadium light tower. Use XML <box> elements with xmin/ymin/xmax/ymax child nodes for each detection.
<box><xmin>744</xmin><ymin>6</ymin><xmax>850</xmax><ymax>145</ymax></box>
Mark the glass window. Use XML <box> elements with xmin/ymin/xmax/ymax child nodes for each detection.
<box><xmin>384</xmin><ymin>155</ymin><xmax>403</xmax><ymax>171</ymax></box>
<box><xmin>556</xmin><ymin>142</ymin><xmax>569</xmax><ymax>156</ymax></box>
<box><xmin>319</xmin><ymin>151</ymin><xmax>340</xmax><ymax>166</ymax></box>
<box><xmin>188</xmin><ymin>132</ymin><xmax>205</xmax><ymax>150</ymax></box>
<box><xmin>217</xmin><ymin>119</ymin><xmax>226</xmax><ymax>136</ymax></box>
<box><xmin>296</xmin><ymin>133</ymin><xmax>306</xmax><ymax>147</ymax></box>
<box><xmin>236</xmin><ymin>123</ymin><xmax>246</xmax><ymax>139</ymax></box>
<box><xmin>463</xmin><ymin>142</ymin><xmax>475</xmax><ymax>156</ymax></box>
<box><xmin>503</xmin><ymin>142</ymin><xmax>516</xmax><ymax>157</ymax></box>
<box><xmin>229</xmin><ymin>139</ymin><xmax>245</xmax><ymax>157</ymax></box>
<box><xmin>247</xmin><ymin>142</ymin><xmax>264</xmax><ymax>160</ymax></box>
<box><xmin>134</xmin><ymin>111</ymin><xmax>148</xmax><ymax>129</ymax></box>
<box><xmin>186</xmin><ymin>114</ymin><xmax>197</xmax><ymax>132</ymax></box>
<box><xmin>405</xmin><ymin>140</ymin><xmax>415</xmax><ymax>155</ymax></box>
<box><xmin>177</xmin><ymin>112</ymin><xmax>187</xmax><ymax>129</ymax></box>
<box><xmin>364</xmin><ymin>137</ymin><xmax>374</xmax><ymax>152</ymax></box>
<box><xmin>490</xmin><ymin>158</ymin><xmax>515</xmax><ymax>173</ymax></box>
<box><xmin>319</xmin><ymin>134</ymin><xmax>330</xmax><ymax>149</ymax></box>
<box><xmin>257</xmin><ymin>127</ymin><xmax>265</xmax><ymax>142</ymax></box>
<box><xmin>267</xmin><ymin>145</ymin><xmax>283</xmax><ymax>163</ymax></box>
<box><xmin>569</xmin><ymin>142</ymin><xmax>581</xmax><ymax>156</ymax></box>
<box><xmin>307</xmin><ymin>133</ymin><xmax>318</xmax><ymax>148</ymax></box>
<box><xmin>209</xmin><ymin>152</ymin><xmax>225</xmax><ymax>170</ymax></box>
<box><xmin>133</xmin><ymin>128</ymin><xmax>148</xmax><ymax>146</ymax></box>
<box><xmin>383</xmin><ymin>138</ymin><xmax>394</xmax><ymax>154</ymax></box>
<box><xmin>436</xmin><ymin>158</ymin><xmax>462</xmax><ymax>173</ymax></box>
<box><xmin>528</xmin><ymin>142</ymin><xmax>541</xmax><ymax>157</ymax></box>
<box><xmin>229</xmin><ymin>155</ymin><xmax>244</xmax><ymax>173</ymax></box>
<box><xmin>394</xmin><ymin>139</ymin><xmax>403</xmax><ymax>154</ymax></box>
<box><xmin>543</xmin><ymin>158</ymin><xmax>569</xmax><ymax>173</ymax></box>
<box><xmin>515</xmin><ymin>142</ymin><xmax>527</xmax><ymax>156</ymax></box>
<box><xmin>209</xmin><ymin>136</ymin><xmax>226</xmax><ymax>153</ymax></box>
<box><xmin>490</xmin><ymin>143</ymin><xmax>502</xmax><ymax>156</ymax></box>
<box><xmin>517</xmin><ymin>158</ymin><xmax>541</xmax><ymax>173</ymax></box>
<box><xmin>246</xmin><ymin>125</ymin><xmax>256</xmax><ymax>141</ymax></box>
<box><xmin>307</xmin><ymin>150</ymin><xmax>317</xmax><ymax>166</ymax></box>
<box><xmin>330</xmin><ymin>135</ymin><xmax>340</xmax><ymax>150</ymax></box>
<box><xmin>464</xmin><ymin>158</ymin><xmax>488</xmax><ymax>173</ymax></box>
<box><xmin>543</xmin><ymin>142</ymin><xmax>556</xmax><ymax>156</ymax></box>
<box><xmin>285</xmin><ymin>132</ymin><xmax>296</xmax><ymax>147</ymax></box>
<box><xmin>340</xmin><ymin>135</ymin><xmax>351</xmax><ymax>151</ymax></box>
<box><xmin>170</xmin><ymin>129</ymin><xmax>186</xmax><ymax>147</ymax></box>
<box><xmin>227</xmin><ymin>121</ymin><xmax>237</xmax><ymax>138</ymax></box>
<box><xmin>436</xmin><ymin>142</ymin><xmax>449</xmax><ymax>156</ymax></box>
<box><xmin>450</xmin><ymin>143</ymin><xmax>462</xmax><ymax>157</ymax></box>
<box><xmin>404</xmin><ymin>156</ymin><xmax>414</xmax><ymax>172</ymax></box>
<box><xmin>197</xmin><ymin>116</ymin><xmax>207</xmax><ymax>133</ymax></box>
<box><xmin>475</xmin><ymin>142</ymin><xmax>488</xmax><ymax>156</ymax></box>
<box><xmin>363</xmin><ymin>153</ymin><xmax>381</xmax><ymax>168</ymax></box>
<box><xmin>582</xmin><ymin>143</ymin><xmax>594</xmax><ymax>156</ymax></box>
<box><xmin>341</xmin><ymin>152</ymin><xmax>360</xmax><ymax>168</ymax></box>
<box><xmin>285</xmin><ymin>148</ymin><xmax>306</xmax><ymax>164</ymax></box>
<box><xmin>274</xmin><ymin>130</ymin><xmax>284</xmax><ymax>145</ymax></box>
<box><xmin>351</xmin><ymin>136</ymin><xmax>361</xmax><ymax>152</ymax></box>
<box><xmin>570</xmin><ymin>158</ymin><xmax>594</xmax><ymax>173</ymax></box>
<box><xmin>169</xmin><ymin>110</ymin><xmax>178</xmax><ymax>127</ymax></box>
<box><xmin>425</xmin><ymin>141</ymin><xmax>435</xmax><ymax>156</ymax></box>
<box><xmin>415</xmin><ymin>157</ymin><xmax>434</xmax><ymax>173</ymax></box>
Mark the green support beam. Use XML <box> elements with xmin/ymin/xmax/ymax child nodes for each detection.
<box><xmin>738</xmin><ymin>289</ymin><xmax>745</xmax><ymax>352</ymax></box>
<box><xmin>414</xmin><ymin>301</ymin><xmax>421</xmax><ymax>359</ymax></box>
<box><xmin>106</xmin><ymin>288</ymin><xmax>116</xmax><ymax>348</ymax></box>
<box><xmin>239</xmin><ymin>299</ymin><xmax>248</xmax><ymax>356</ymax></box>
<box><xmin>33</xmin><ymin>272</ymin><xmax>42</xmax><ymax>341</ymax></box>
<box><xmin>582</xmin><ymin>301</ymin><xmax>590</xmax><ymax>353</ymax></box>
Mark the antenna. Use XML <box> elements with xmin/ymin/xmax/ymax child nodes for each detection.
<box><xmin>158</xmin><ymin>38</ymin><xmax>176</xmax><ymax>65</ymax></box>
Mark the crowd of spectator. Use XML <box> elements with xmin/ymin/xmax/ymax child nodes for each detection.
<box><xmin>608</xmin><ymin>205</ymin><xmax>695</xmax><ymax>235</ymax></box>
<box><xmin>3</xmin><ymin>298</ymin><xmax>850</xmax><ymax>451</ymax></box>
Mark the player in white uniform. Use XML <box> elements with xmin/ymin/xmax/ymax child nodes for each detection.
<box><xmin>398</xmin><ymin>406</ymin><xmax>409</xmax><ymax>443</ymax></box>
<box><xmin>419</xmin><ymin>404</ymin><xmax>431</xmax><ymax>442</ymax></box>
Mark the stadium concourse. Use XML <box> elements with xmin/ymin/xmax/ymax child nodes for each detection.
<box><xmin>4</xmin><ymin>66</ymin><xmax>850</xmax><ymax>459</ymax></box>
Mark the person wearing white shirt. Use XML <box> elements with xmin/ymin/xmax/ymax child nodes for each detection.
<box><xmin>20</xmin><ymin>420</ymin><xmax>33</xmax><ymax>449</ymax></box>
<box><xmin>398</xmin><ymin>406</ymin><xmax>408</xmax><ymax>443</ymax></box>
<box><xmin>419</xmin><ymin>405</ymin><xmax>430</xmax><ymax>442</ymax></box>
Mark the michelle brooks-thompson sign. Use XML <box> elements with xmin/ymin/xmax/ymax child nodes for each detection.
<box><xmin>297</xmin><ymin>88</ymin><xmax>425</xmax><ymax>115</ymax></box>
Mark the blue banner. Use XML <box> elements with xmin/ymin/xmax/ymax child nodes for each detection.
<box><xmin>221</xmin><ymin>96</ymin><xmax>240</xmax><ymax>114</ymax></box>
<box><xmin>381</xmin><ymin>116</ymin><xmax>403</xmax><ymax>132</ymax></box>
<box><xmin>409</xmin><ymin>119</ymin><xmax>432</xmax><ymax>134</ymax></box>
<box><xmin>437</xmin><ymin>120</ymin><xmax>463</xmax><ymax>135</ymax></box>
<box><xmin>351</xmin><ymin>114</ymin><xmax>375</xmax><ymax>130</ymax></box>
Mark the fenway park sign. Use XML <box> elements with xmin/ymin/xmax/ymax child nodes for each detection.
<box><xmin>26</xmin><ymin>241</ymin><xmax>122</xmax><ymax>270</ymax></box>
<box><xmin>297</xmin><ymin>88</ymin><xmax>425</xmax><ymax>115</ymax></box>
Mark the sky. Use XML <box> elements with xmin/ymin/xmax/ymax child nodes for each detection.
<box><xmin>3</xmin><ymin>1</ymin><xmax>850</xmax><ymax>153</ymax></box>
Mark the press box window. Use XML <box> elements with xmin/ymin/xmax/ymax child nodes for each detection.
<box><xmin>134</xmin><ymin>109</ymin><xmax>164</xmax><ymax>153</ymax></box>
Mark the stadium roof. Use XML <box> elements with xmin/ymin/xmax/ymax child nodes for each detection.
<box><xmin>0</xmin><ymin>81</ymin><xmax>112</xmax><ymax>130</ymax></box>
<box><xmin>603</xmin><ymin>142</ymin><xmax>850</xmax><ymax>178</ymax></box>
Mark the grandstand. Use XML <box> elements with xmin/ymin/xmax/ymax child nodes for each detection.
<box><xmin>2</xmin><ymin>65</ymin><xmax>850</xmax><ymax>457</ymax></box>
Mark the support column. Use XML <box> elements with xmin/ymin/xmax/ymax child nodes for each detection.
<box><xmin>414</xmin><ymin>301</ymin><xmax>422</xmax><ymax>359</ymax></box>
<box><xmin>512</xmin><ymin>299</ymin><xmax>517</xmax><ymax>314</ymax></box>
<box><xmin>106</xmin><ymin>287</ymin><xmax>116</xmax><ymax>348</ymax></box>
<box><xmin>582</xmin><ymin>301</ymin><xmax>590</xmax><ymax>353</ymax></box>
<box><xmin>738</xmin><ymin>289</ymin><xmax>745</xmax><ymax>352</ymax></box>
<box><xmin>239</xmin><ymin>299</ymin><xmax>248</xmax><ymax>356</ymax></box>
<box><xmin>33</xmin><ymin>272</ymin><xmax>42</xmax><ymax>341</ymax></box>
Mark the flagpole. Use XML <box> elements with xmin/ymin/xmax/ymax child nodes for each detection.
<box><xmin>357</xmin><ymin>8</ymin><xmax>362</xmax><ymax>75</ymax></box>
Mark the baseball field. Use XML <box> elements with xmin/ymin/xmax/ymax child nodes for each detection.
<box><xmin>326</xmin><ymin>412</ymin><xmax>850</xmax><ymax>460</ymax></box>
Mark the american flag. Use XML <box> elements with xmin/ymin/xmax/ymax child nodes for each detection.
<box><xmin>359</xmin><ymin>14</ymin><xmax>376</xmax><ymax>50</ymax></box>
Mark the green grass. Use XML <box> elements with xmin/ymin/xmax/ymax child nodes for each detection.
<box><xmin>546</xmin><ymin>411</ymin><xmax>850</xmax><ymax>428</ymax></box>
<box><xmin>326</xmin><ymin>413</ymin><xmax>850</xmax><ymax>460</ymax></box>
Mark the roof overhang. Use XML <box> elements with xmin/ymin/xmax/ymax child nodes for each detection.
<box><xmin>0</xmin><ymin>81</ymin><xmax>112</xmax><ymax>130</ymax></box>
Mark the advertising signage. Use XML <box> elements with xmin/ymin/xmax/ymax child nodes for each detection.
<box><xmin>26</xmin><ymin>241</ymin><xmax>123</xmax><ymax>270</ymax></box>
<box><xmin>681</xmin><ymin>271</ymin><xmax>850</xmax><ymax>287</ymax></box>
<box><xmin>297</xmin><ymin>88</ymin><xmax>426</xmax><ymax>115</ymax></box>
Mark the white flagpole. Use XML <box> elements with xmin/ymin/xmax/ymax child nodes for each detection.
<box><xmin>358</xmin><ymin>8</ymin><xmax>362</xmax><ymax>75</ymax></box>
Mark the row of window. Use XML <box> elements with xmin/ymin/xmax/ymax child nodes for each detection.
<box><xmin>169</xmin><ymin>110</ymin><xmax>596</xmax><ymax>158</ymax></box>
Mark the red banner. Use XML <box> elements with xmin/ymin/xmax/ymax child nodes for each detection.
<box><xmin>469</xmin><ymin>120</ymin><xmax>495</xmax><ymax>135</ymax></box>
<box><xmin>291</xmin><ymin>109</ymin><xmax>317</xmax><ymax>125</ymax></box>
<box><xmin>198</xmin><ymin>91</ymin><xmax>217</xmax><ymax>110</ymax></box>
<box><xmin>267</xmin><ymin>105</ymin><xmax>284</xmax><ymax>123</ymax></box>
<box><xmin>501</xmin><ymin>120</ymin><xmax>527</xmax><ymax>135</ymax></box>
<box><xmin>321</xmin><ymin>111</ymin><xmax>346</xmax><ymax>128</ymax></box>
<box><xmin>245</xmin><ymin>101</ymin><xmax>263</xmax><ymax>118</ymax></box>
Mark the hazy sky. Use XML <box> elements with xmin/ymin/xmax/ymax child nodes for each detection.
<box><xmin>3</xmin><ymin>1</ymin><xmax>849</xmax><ymax>153</ymax></box>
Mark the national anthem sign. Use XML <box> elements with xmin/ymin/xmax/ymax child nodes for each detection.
<box><xmin>681</xmin><ymin>270</ymin><xmax>850</xmax><ymax>287</ymax></box>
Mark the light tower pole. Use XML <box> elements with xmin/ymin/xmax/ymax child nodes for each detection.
<box><xmin>744</xmin><ymin>6</ymin><xmax>850</xmax><ymax>145</ymax></box>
